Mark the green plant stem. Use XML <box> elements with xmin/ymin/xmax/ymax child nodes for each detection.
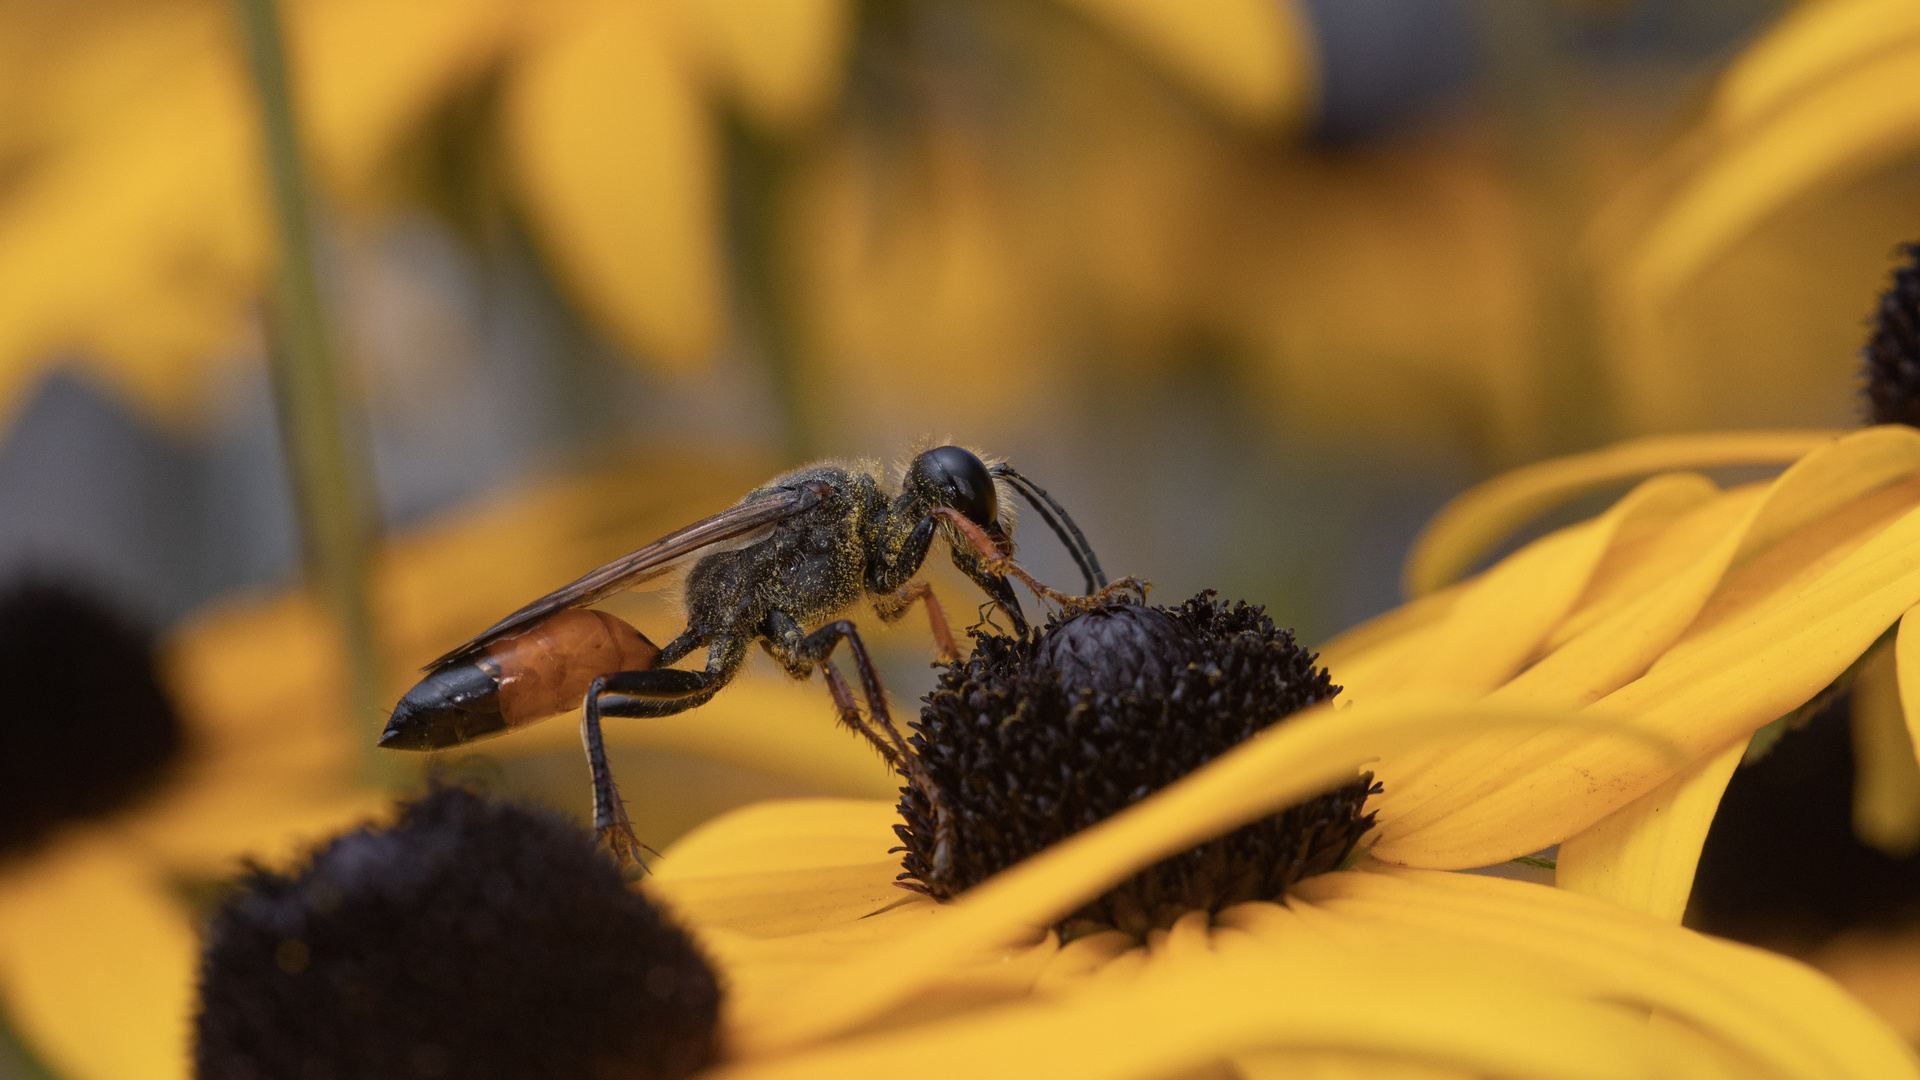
<box><xmin>233</xmin><ymin>0</ymin><xmax>389</xmax><ymax>780</ymax></box>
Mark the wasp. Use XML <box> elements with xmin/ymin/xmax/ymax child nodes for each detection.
<box><xmin>380</xmin><ymin>446</ymin><xmax>1137</xmax><ymax>866</ymax></box>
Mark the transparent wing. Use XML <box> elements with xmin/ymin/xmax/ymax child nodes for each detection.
<box><xmin>424</xmin><ymin>486</ymin><xmax>814</xmax><ymax>669</ymax></box>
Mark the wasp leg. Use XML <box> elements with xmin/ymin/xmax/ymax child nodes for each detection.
<box><xmin>762</xmin><ymin>611</ymin><xmax>906</xmax><ymax>767</ymax></box>
<box><xmin>794</xmin><ymin>620</ymin><xmax>957</xmax><ymax>879</ymax></box>
<box><xmin>873</xmin><ymin>581</ymin><xmax>958</xmax><ymax>663</ymax></box>
<box><xmin>933</xmin><ymin>507</ymin><xmax>1148</xmax><ymax>612</ymax></box>
<box><xmin>580</xmin><ymin>635</ymin><xmax>748</xmax><ymax>870</ymax></box>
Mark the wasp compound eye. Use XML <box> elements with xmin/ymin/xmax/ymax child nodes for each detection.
<box><xmin>0</xmin><ymin>579</ymin><xmax>181</xmax><ymax>858</ymax></box>
<box><xmin>1864</xmin><ymin>242</ymin><xmax>1920</xmax><ymax>427</ymax></box>
<box><xmin>195</xmin><ymin>786</ymin><xmax>719</xmax><ymax>1080</ymax></box>
<box><xmin>896</xmin><ymin>592</ymin><xmax>1377</xmax><ymax>936</ymax></box>
<box><xmin>917</xmin><ymin>445</ymin><xmax>998</xmax><ymax>527</ymax></box>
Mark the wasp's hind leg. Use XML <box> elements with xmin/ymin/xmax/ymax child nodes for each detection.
<box><xmin>873</xmin><ymin>581</ymin><xmax>958</xmax><ymax>662</ymax></box>
<box><xmin>792</xmin><ymin>620</ymin><xmax>958</xmax><ymax>877</ymax></box>
<box><xmin>580</xmin><ymin>634</ymin><xmax>747</xmax><ymax>870</ymax></box>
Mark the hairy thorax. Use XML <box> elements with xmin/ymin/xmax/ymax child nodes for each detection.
<box><xmin>681</xmin><ymin>467</ymin><xmax>879</xmax><ymax>637</ymax></box>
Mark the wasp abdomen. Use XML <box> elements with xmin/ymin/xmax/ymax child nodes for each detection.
<box><xmin>382</xmin><ymin>609</ymin><xmax>659</xmax><ymax>751</ymax></box>
<box><xmin>483</xmin><ymin>609</ymin><xmax>660</xmax><ymax>728</ymax></box>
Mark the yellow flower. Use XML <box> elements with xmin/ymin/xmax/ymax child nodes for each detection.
<box><xmin>0</xmin><ymin>0</ymin><xmax>1322</xmax><ymax>433</ymax></box>
<box><xmin>1591</xmin><ymin>0</ymin><xmax>1920</xmax><ymax>434</ymax></box>
<box><xmin>636</xmin><ymin>697</ymin><xmax>1915</xmax><ymax>1078</ymax></box>
<box><xmin>0</xmin><ymin>453</ymin><xmax>895</xmax><ymax>1080</ymax></box>
<box><xmin>612</xmin><ymin>418</ymin><xmax>1920</xmax><ymax>1075</ymax></box>
<box><xmin>0</xmin><ymin>601</ymin><xmax>381</xmax><ymax>1080</ymax></box>
<box><xmin>0</xmin><ymin>0</ymin><xmax>853</xmax><ymax>427</ymax></box>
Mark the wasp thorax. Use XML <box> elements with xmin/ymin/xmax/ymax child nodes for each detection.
<box><xmin>1865</xmin><ymin>242</ymin><xmax>1920</xmax><ymax>427</ymax></box>
<box><xmin>895</xmin><ymin>592</ymin><xmax>1377</xmax><ymax>937</ymax></box>
<box><xmin>0</xmin><ymin>580</ymin><xmax>181</xmax><ymax>859</ymax></box>
<box><xmin>195</xmin><ymin>786</ymin><xmax>719</xmax><ymax>1080</ymax></box>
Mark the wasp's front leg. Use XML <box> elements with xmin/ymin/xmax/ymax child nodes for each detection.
<box><xmin>873</xmin><ymin>580</ymin><xmax>958</xmax><ymax>662</ymax></box>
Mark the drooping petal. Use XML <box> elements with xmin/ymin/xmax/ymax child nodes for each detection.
<box><xmin>1854</xmin><ymin>628</ymin><xmax>1920</xmax><ymax>854</ymax></box>
<box><xmin>1613</xmin><ymin>40</ymin><xmax>1920</xmax><ymax>314</ymax></box>
<box><xmin>1345</xmin><ymin>471</ymin><xmax>1718</xmax><ymax>702</ymax></box>
<box><xmin>1555</xmin><ymin>739</ymin><xmax>1745</xmax><ymax>921</ymax></box>
<box><xmin>504</xmin><ymin>0</ymin><xmax>721</xmax><ymax>370</ymax></box>
<box><xmin>0</xmin><ymin>835</ymin><xmax>195</xmax><ymax>1080</ymax></box>
<box><xmin>1373</xmin><ymin>428</ymin><xmax>1920</xmax><ymax>864</ymax></box>
<box><xmin>1402</xmin><ymin>430</ymin><xmax>1840</xmax><ymax>597</ymax></box>
<box><xmin>1373</xmin><ymin>495</ymin><xmax>1920</xmax><ymax>865</ymax></box>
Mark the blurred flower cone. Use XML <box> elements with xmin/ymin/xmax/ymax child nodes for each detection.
<box><xmin>1592</xmin><ymin>0</ymin><xmax>1920</xmax><ymax>435</ymax></box>
<box><xmin>632</xmin><ymin>702</ymin><xmax>1918</xmax><ymax>1078</ymax></box>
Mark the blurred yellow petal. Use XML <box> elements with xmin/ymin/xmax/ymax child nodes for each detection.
<box><xmin>1710</xmin><ymin>0</ymin><xmax>1920</xmax><ymax>133</ymax></box>
<box><xmin>0</xmin><ymin>836</ymin><xmax>193</xmax><ymax>1080</ymax></box>
<box><xmin>665</xmin><ymin>0</ymin><xmax>851</xmax><ymax>130</ymax></box>
<box><xmin>505</xmin><ymin>0</ymin><xmax>720</xmax><ymax>370</ymax></box>
<box><xmin>290</xmin><ymin>0</ymin><xmax>514</xmax><ymax>198</ymax></box>
<box><xmin>1618</xmin><ymin>41</ymin><xmax>1920</xmax><ymax>313</ymax></box>
<box><xmin>1854</xmin><ymin>618</ymin><xmax>1920</xmax><ymax>854</ymax></box>
<box><xmin>1555</xmin><ymin>739</ymin><xmax>1745</xmax><ymax>922</ymax></box>
<box><xmin>1051</xmin><ymin>0</ymin><xmax>1316</xmax><ymax>128</ymax></box>
<box><xmin>1403</xmin><ymin>429</ymin><xmax>1839</xmax><ymax>597</ymax></box>
<box><xmin>0</xmin><ymin>7</ymin><xmax>263</xmax><ymax>427</ymax></box>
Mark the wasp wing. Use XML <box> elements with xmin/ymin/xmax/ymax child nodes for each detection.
<box><xmin>425</xmin><ymin>486</ymin><xmax>815</xmax><ymax>670</ymax></box>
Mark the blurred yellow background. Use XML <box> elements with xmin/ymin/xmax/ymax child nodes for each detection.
<box><xmin>9</xmin><ymin>0</ymin><xmax>1920</xmax><ymax>1074</ymax></box>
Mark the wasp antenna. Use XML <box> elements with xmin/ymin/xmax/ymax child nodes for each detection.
<box><xmin>990</xmin><ymin>464</ymin><xmax>1108</xmax><ymax>593</ymax></box>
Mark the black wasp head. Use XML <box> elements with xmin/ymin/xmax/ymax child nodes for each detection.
<box><xmin>908</xmin><ymin>446</ymin><xmax>999</xmax><ymax>528</ymax></box>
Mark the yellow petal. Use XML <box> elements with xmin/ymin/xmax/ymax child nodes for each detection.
<box><xmin>0</xmin><ymin>836</ymin><xmax>194</xmax><ymax>1080</ymax></box>
<box><xmin>1856</xmin><ymin>619</ymin><xmax>1920</xmax><ymax>855</ymax></box>
<box><xmin>714</xmin><ymin>905</ymin><xmax>1682</xmax><ymax>1080</ymax></box>
<box><xmin>1051</xmin><ymin>0</ymin><xmax>1316</xmax><ymax>128</ymax></box>
<box><xmin>290</xmin><ymin>0</ymin><xmax>514</xmax><ymax>198</ymax></box>
<box><xmin>1555</xmin><ymin>738</ymin><xmax>1746</xmax><ymax>922</ymax></box>
<box><xmin>664</xmin><ymin>0</ymin><xmax>851</xmax><ymax>130</ymax></box>
<box><xmin>505</xmin><ymin>0</ymin><xmax>720</xmax><ymax>370</ymax></box>
<box><xmin>1375</xmin><ymin>429</ymin><xmax>1920</xmax><ymax>864</ymax></box>
<box><xmin>1313</xmin><ymin>580</ymin><xmax>1460</xmax><ymax>676</ymax></box>
<box><xmin>0</xmin><ymin>8</ymin><xmax>263</xmax><ymax>428</ymax></box>
<box><xmin>654</xmin><ymin>798</ymin><xmax>900</xmax><ymax>880</ymax></box>
<box><xmin>1403</xmin><ymin>430</ymin><xmax>1841</xmax><ymax>597</ymax></box>
<box><xmin>1710</xmin><ymin>0</ymin><xmax>1920</xmax><ymax>133</ymax></box>
<box><xmin>1375</xmin><ymin>494</ymin><xmax>1920</xmax><ymax>865</ymax></box>
<box><xmin>726</xmin><ymin>697</ymin><xmax>1649</xmax><ymax>1054</ymax></box>
<box><xmin>1352</xmin><ymin>471</ymin><xmax>1719</xmax><ymax>702</ymax></box>
<box><xmin>1618</xmin><ymin>40</ymin><xmax>1920</xmax><ymax>312</ymax></box>
<box><xmin>1301</xmin><ymin>868</ymin><xmax>1920</xmax><ymax>1079</ymax></box>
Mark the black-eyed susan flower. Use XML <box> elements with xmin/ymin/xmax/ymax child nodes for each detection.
<box><xmin>0</xmin><ymin>580</ymin><xmax>383</xmax><ymax>1080</ymax></box>
<box><xmin>196</xmin><ymin>785</ymin><xmax>719</xmax><ymax>1080</ymax></box>
<box><xmin>0</xmin><ymin>0</ymin><xmax>1323</xmax><ymax>430</ymax></box>
<box><xmin>632</xmin><ymin>592</ymin><xmax>1918</xmax><ymax>1077</ymax></box>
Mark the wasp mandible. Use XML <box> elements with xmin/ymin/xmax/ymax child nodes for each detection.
<box><xmin>380</xmin><ymin>446</ymin><xmax>1137</xmax><ymax>865</ymax></box>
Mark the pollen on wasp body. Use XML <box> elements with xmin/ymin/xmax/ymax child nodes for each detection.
<box><xmin>894</xmin><ymin>592</ymin><xmax>1378</xmax><ymax>937</ymax></box>
<box><xmin>194</xmin><ymin>786</ymin><xmax>719</xmax><ymax>1080</ymax></box>
<box><xmin>1863</xmin><ymin>242</ymin><xmax>1920</xmax><ymax>427</ymax></box>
